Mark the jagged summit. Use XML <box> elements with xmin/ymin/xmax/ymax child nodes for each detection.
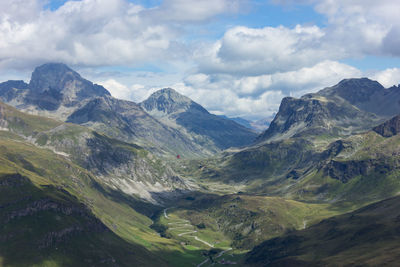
<box><xmin>28</xmin><ymin>62</ymin><xmax>110</xmax><ymax>97</ymax></box>
<box><xmin>22</xmin><ymin>63</ymin><xmax>108</xmax><ymax>111</ymax></box>
<box><xmin>29</xmin><ymin>63</ymin><xmax>77</xmax><ymax>92</ymax></box>
<box><xmin>257</xmin><ymin>78</ymin><xmax>398</xmax><ymax>143</ymax></box>
<box><xmin>141</xmin><ymin>88</ymin><xmax>208</xmax><ymax>115</ymax></box>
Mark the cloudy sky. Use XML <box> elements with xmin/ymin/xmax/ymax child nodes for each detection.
<box><xmin>1</xmin><ymin>0</ymin><xmax>400</xmax><ymax>120</ymax></box>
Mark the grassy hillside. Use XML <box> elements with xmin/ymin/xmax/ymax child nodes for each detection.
<box><xmin>0</xmin><ymin>133</ymin><xmax>171</xmax><ymax>266</ymax></box>
<box><xmin>154</xmin><ymin>193</ymin><xmax>343</xmax><ymax>251</ymax></box>
<box><xmin>246</xmin><ymin>195</ymin><xmax>400</xmax><ymax>266</ymax></box>
<box><xmin>0</xmin><ymin>103</ymin><xmax>208</xmax><ymax>266</ymax></box>
<box><xmin>188</xmin><ymin>128</ymin><xmax>400</xmax><ymax>209</ymax></box>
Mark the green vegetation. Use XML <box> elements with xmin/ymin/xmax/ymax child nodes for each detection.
<box><xmin>246</xmin><ymin>195</ymin><xmax>400</xmax><ymax>266</ymax></box>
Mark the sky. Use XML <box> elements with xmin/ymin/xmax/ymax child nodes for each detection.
<box><xmin>0</xmin><ymin>0</ymin><xmax>400</xmax><ymax>120</ymax></box>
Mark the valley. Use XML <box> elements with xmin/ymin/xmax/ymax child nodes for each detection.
<box><xmin>0</xmin><ymin>63</ymin><xmax>400</xmax><ymax>266</ymax></box>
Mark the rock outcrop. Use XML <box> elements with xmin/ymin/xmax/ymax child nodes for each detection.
<box><xmin>373</xmin><ymin>115</ymin><xmax>400</xmax><ymax>137</ymax></box>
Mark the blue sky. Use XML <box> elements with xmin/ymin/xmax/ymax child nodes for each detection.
<box><xmin>1</xmin><ymin>0</ymin><xmax>399</xmax><ymax>120</ymax></box>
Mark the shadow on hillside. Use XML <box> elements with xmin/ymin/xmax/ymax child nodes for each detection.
<box><xmin>0</xmin><ymin>173</ymin><xmax>169</xmax><ymax>267</ymax></box>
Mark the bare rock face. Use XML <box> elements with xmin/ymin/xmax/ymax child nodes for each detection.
<box><xmin>257</xmin><ymin>78</ymin><xmax>399</xmax><ymax>143</ymax></box>
<box><xmin>373</xmin><ymin>115</ymin><xmax>400</xmax><ymax>137</ymax></box>
<box><xmin>26</xmin><ymin>63</ymin><xmax>110</xmax><ymax>110</ymax></box>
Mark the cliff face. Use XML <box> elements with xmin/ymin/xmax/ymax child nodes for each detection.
<box><xmin>373</xmin><ymin>115</ymin><xmax>400</xmax><ymax>137</ymax></box>
<box><xmin>26</xmin><ymin>63</ymin><xmax>110</xmax><ymax>111</ymax></box>
<box><xmin>257</xmin><ymin>78</ymin><xmax>398</xmax><ymax>143</ymax></box>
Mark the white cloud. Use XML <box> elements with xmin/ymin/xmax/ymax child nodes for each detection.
<box><xmin>196</xmin><ymin>25</ymin><xmax>338</xmax><ymax>76</ymax></box>
<box><xmin>274</xmin><ymin>0</ymin><xmax>400</xmax><ymax>57</ymax></box>
<box><xmin>371</xmin><ymin>68</ymin><xmax>400</xmax><ymax>88</ymax></box>
<box><xmin>1</xmin><ymin>0</ymin><xmax>400</xmax><ymax>121</ymax></box>
<box><xmin>97</xmin><ymin>79</ymin><xmax>158</xmax><ymax>102</ymax></box>
<box><xmin>0</xmin><ymin>0</ymin><xmax>242</xmax><ymax>71</ymax></box>
<box><xmin>97</xmin><ymin>79</ymin><xmax>131</xmax><ymax>100</ymax></box>
<box><xmin>172</xmin><ymin>60</ymin><xmax>361</xmax><ymax>119</ymax></box>
<box><xmin>145</xmin><ymin>0</ymin><xmax>242</xmax><ymax>22</ymax></box>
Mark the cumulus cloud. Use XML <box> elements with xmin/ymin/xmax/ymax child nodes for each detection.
<box><xmin>168</xmin><ymin>60</ymin><xmax>361</xmax><ymax>119</ymax></box>
<box><xmin>97</xmin><ymin>78</ymin><xmax>158</xmax><ymax>102</ymax></box>
<box><xmin>274</xmin><ymin>0</ymin><xmax>400</xmax><ymax>57</ymax></box>
<box><xmin>371</xmin><ymin>68</ymin><xmax>400</xmax><ymax>88</ymax></box>
<box><xmin>1</xmin><ymin>0</ymin><xmax>399</xmax><ymax>120</ymax></box>
<box><xmin>196</xmin><ymin>25</ymin><xmax>338</xmax><ymax>76</ymax></box>
<box><xmin>0</xmin><ymin>0</ymin><xmax>242</xmax><ymax>71</ymax></box>
<box><xmin>145</xmin><ymin>0</ymin><xmax>242</xmax><ymax>22</ymax></box>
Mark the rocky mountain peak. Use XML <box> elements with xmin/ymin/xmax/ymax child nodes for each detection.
<box><xmin>29</xmin><ymin>63</ymin><xmax>79</xmax><ymax>93</ymax></box>
<box><xmin>29</xmin><ymin>63</ymin><xmax>110</xmax><ymax>96</ymax></box>
<box><xmin>141</xmin><ymin>88</ymin><xmax>208</xmax><ymax>115</ymax></box>
<box><xmin>24</xmin><ymin>63</ymin><xmax>110</xmax><ymax>111</ymax></box>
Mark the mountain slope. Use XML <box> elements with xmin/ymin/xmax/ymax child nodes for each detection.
<box><xmin>141</xmin><ymin>88</ymin><xmax>257</xmax><ymax>152</ymax></box>
<box><xmin>0</xmin><ymin>133</ymin><xmax>171</xmax><ymax>266</ymax></box>
<box><xmin>190</xmin><ymin>81</ymin><xmax>400</xmax><ymax>206</ymax></box>
<box><xmin>194</xmin><ymin>119</ymin><xmax>400</xmax><ymax>206</ymax></box>
<box><xmin>0</xmin><ymin>100</ymin><xmax>190</xmax><ymax>203</ymax></box>
<box><xmin>245</xmin><ymin>195</ymin><xmax>400</xmax><ymax>266</ymax></box>
<box><xmin>66</xmin><ymin>95</ymin><xmax>206</xmax><ymax>157</ymax></box>
<box><xmin>0</xmin><ymin>103</ymin><xmax>212</xmax><ymax>266</ymax></box>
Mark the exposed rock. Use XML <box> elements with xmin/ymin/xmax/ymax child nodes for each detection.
<box><xmin>373</xmin><ymin>115</ymin><xmax>400</xmax><ymax>137</ymax></box>
<box><xmin>26</xmin><ymin>63</ymin><xmax>110</xmax><ymax>110</ymax></box>
<box><xmin>323</xmin><ymin>158</ymin><xmax>398</xmax><ymax>183</ymax></box>
<box><xmin>257</xmin><ymin>78</ymin><xmax>397</xmax><ymax>143</ymax></box>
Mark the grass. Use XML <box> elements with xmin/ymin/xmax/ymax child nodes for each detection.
<box><xmin>0</xmin><ymin>131</ymin><xmax>198</xmax><ymax>266</ymax></box>
<box><xmin>245</xmin><ymin>195</ymin><xmax>400</xmax><ymax>266</ymax></box>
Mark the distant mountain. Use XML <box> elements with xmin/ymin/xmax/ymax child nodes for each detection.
<box><xmin>218</xmin><ymin>115</ymin><xmax>253</xmax><ymax>130</ymax></box>
<box><xmin>0</xmin><ymin>63</ymin><xmax>110</xmax><ymax>119</ymax></box>
<box><xmin>257</xmin><ymin>78</ymin><xmax>399</xmax><ymax>143</ymax></box>
<box><xmin>246</xmin><ymin>195</ymin><xmax>400</xmax><ymax>266</ymax></box>
<box><xmin>0</xmin><ymin>64</ymin><xmax>258</xmax><ymax>157</ymax></box>
<box><xmin>141</xmin><ymin>88</ymin><xmax>258</xmax><ymax>152</ymax></box>
<box><xmin>217</xmin><ymin>115</ymin><xmax>270</xmax><ymax>132</ymax></box>
<box><xmin>250</xmin><ymin>117</ymin><xmax>271</xmax><ymax>132</ymax></box>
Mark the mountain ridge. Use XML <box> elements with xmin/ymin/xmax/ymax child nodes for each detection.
<box><xmin>141</xmin><ymin>88</ymin><xmax>258</xmax><ymax>151</ymax></box>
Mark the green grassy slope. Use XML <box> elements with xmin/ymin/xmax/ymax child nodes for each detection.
<box><xmin>155</xmin><ymin>193</ymin><xmax>342</xmax><ymax>250</ymax></box>
<box><xmin>0</xmin><ymin>134</ymin><xmax>172</xmax><ymax>266</ymax></box>
<box><xmin>0</xmin><ymin>102</ymin><xmax>205</xmax><ymax>266</ymax></box>
<box><xmin>190</xmin><ymin>128</ymin><xmax>400</xmax><ymax>208</ymax></box>
<box><xmin>246</xmin><ymin>195</ymin><xmax>400</xmax><ymax>266</ymax></box>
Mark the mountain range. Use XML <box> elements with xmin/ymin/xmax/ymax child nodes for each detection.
<box><xmin>1</xmin><ymin>63</ymin><xmax>400</xmax><ymax>267</ymax></box>
<box><xmin>0</xmin><ymin>63</ymin><xmax>256</xmax><ymax>158</ymax></box>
